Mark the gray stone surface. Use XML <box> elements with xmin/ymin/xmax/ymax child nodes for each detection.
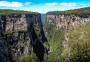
<box><xmin>0</xmin><ymin>13</ymin><xmax>47</xmax><ymax>62</ymax></box>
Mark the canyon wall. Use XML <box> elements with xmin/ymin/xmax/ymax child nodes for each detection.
<box><xmin>46</xmin><ymin>14</ymin><xmax>90</xmax><ymax>30</ymax></box>
<box><xmin>46</xmin><ymin>14</ymin><xmax>90</xmax><ymax>48</ymax></box>
<box><xmin>0</xmin><ymin>13</ymin><xmax>47</xmax><ymax>62</ymax></box>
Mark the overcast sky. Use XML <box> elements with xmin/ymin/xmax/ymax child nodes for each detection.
<box><xmin>0</xmin><ymin>0</ymin><xmax>90</xmax><ymax>13</ymax></box>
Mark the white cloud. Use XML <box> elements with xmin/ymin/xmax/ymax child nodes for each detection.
<box><xmin>60</xmin><ymin>2</ymin><xmax>77</xmax><ymax>6</ymax></box>
<box><xmin>11</xmin><ymin>2</ymin><xmax>23</xmax><ymax>7</ymax></box>
<box><xmin>45</xmin><ymin>2</ymin><xmax>58</xmax><ymax>6</ymax></box>
<box><xmin>45</xmin><ymin>2</ymin><xmax>78</xmax><ymax>7</ymax></box>
<box><xmin>24</xmin><ymin>2</ymin><xmax>32</xmax><ymax>6</ymax></box>
<box><xmin>0</xmin><ymin>1</ymin><xmax>31</xmax><ymax>7</ymax></box>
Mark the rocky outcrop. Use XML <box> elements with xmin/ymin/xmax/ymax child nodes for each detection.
<box><xmin>0</xmin><ymin>13</ymin><xmax>47</xmax><ymax>62</ymax></box>
<box><xmin>46</xmin><ymin>14</ymin><xmax>90</xmax><ymax>48</ymax></box>
<box><xmin>46</xmin><ymin>14</ymin><xmax>90</xmax><ymax>30</ymax></box>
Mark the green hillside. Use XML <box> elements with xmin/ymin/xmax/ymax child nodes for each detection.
<box><xmin>0</xmin><ymin>9</ymin><xmax>38</xmax><ymax>15</ymax></box>
<box><xmin>45</xmin><ymin>21</ymin><xmax>90</xmax><ymax>62</ymax></box>
<box><xmin>60</xmin><ymin>22</ymin><xmax>90</xmax><ymax>62</ymax></box>
<box><xmin>67</xmin><ymin>23</ymin><xmax>90</xmax><ymax>62</ymax></box>
<box><xmin>47</xmin><ymin>7</ymin><xmax>90</xmax><ymax>18</ymax></box>
<box><xmin>44</xmin><ymin>21</ymin><xmax>65</xmax><ymax>62</ymax></box>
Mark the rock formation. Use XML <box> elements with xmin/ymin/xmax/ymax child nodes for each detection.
<box><xmin>46</xmin><ymin>14</ymin><xmax>90</xmax><ymax>49</ymax></box>
<box><xmin>44</xmin><ymin>7</ymin><xmax>90</xmax><ymax>62</ymax></box>
<box><xmin>0</xmin><ymin>13</ymin><xmax>47</xmax><ymax>62</ymax></box>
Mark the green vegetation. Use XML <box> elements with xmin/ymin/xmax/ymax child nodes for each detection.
<box><xmin>44</xmin><ymin>17</ymin><xmax>90</xmax><ymax>62</ymax></box>
<box><xmin>59</xmin><ymin>23</ymin><xmax>90</xmax><ymax>62</ymax></box>
<box><xmin>16</xmin><ymin>54</ymin><xmax>32</xmax><ymax>62</ymax></box>
<box><xmin>44</xmin><ymin>29</ymin><xmax>64</xmax><ymax>62</ymax></box>
<box><xmin>47</xmin><ymin>7</ymin><xmax>90</xmax><ymax>18</ymax></box>
<box><xmin>44</xmin><ymin>21</ymin><xmax>65</xmax><ymax>62</ymax></box>
<box><xmin>16</xmin><ymin>22</ymin><xmax>90</xmax><ymax>62</ymax></box>
<box><xmin>5</xmin><ymin>7</ymin><xmax>90</xmax><ymax>62</ymax></box>
<box><xmin>16</xmin><ymin>54</ymin><xmax>37</xmax><ymax>62</ymax></box>
<box><xmin>0</xmin><ymin>9</ymin><xmax>38</xmax><ymax>15</ymax></box>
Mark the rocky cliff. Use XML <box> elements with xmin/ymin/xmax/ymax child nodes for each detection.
<box><xmin>45</xmin><ymin>8</ymin><xmax>90</xmax><ymax>55</ymax></box>
<box><xmin>46</xmin><ymin>14</ymin><xmax>90</xmax><ymax>30</ymax></box>
<box><xmin>46</xmin><ymin>14</ymin><xmax>90</xmax><ymax>45</ymax></box>
<box><xmin>0</xmin><ymin>13</ymin><xmax>47</xmax><ymax>62</ymax></box>
<box><xmin>44</xmin><ymin>8</ymin><xmax>90</xmax><ymax>62</ymax></box>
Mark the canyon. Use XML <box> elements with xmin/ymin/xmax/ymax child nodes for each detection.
<box><xmin>0</xmin><ymin>7</ymin><xmax>90</xmax><ymax>62</ymax></box>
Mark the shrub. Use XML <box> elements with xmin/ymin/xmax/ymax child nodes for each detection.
<box><xmin>16</xmin><ymin>54</ymin><xmax>37</xmax><ymax>62</ymax></box>
<box><xmin>58</xmin><ymin>23</ymin><xmax>90</xmax><ymax>62</ymax></box>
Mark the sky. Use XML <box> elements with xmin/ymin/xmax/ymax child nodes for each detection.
<box><xmin>0</xmin><ymin>0</ymin><xmax>90</xmax><ymax>13</ymax></box>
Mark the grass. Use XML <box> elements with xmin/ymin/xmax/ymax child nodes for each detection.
<box><xmin>16</xmin><ymin>54</ymin><xmax>37</xmax><ymax>62</ymax></box>
<box><xmin>61</xmin><ymin>23</ymin><xmax>90</xmax><ymax>62</ymax></box>
<box><xmin>44</xmin><ymin>21</ymin><xmax>65</xmax><ymax>62</ymax></box>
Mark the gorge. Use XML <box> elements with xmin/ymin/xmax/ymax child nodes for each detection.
<box><xmin>0</xmin><ymin>7</ymin><xmax>90</xmax><ymax>62</ymax></box>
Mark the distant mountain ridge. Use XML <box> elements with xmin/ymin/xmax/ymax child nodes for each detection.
<box><xmin>0</xmin><ymin>9</ymin><xmax>38</xmax><ymax>15</ymax></box>
<box><xmin>47</xmin><ymin>7</ymin><xmax>90</xmax><ymax>17</ymax></box>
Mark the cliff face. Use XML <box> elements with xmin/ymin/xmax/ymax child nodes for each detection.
<box><xmin>45</xmin><ymin>14</ymin><xmax>90</xmax><ymax>49</ymax></box>
<box><xmin>45</xmin><ymin>7</ymin><xmax>90</xmax><ymax>62</ymax></box>
<box><xmin>46</xmin><ymin>14</ymin><xmax>90</xmax><ymax>30</ymax></box>
<box><xmin>44</xmin><ymin>13</ymin><xmax>90</xmax><ymax>62</ymax></box>
<box><xmin>0</xmin><ymin>13</ymin><xmax>47</xmax><ymax>62</ymax></box>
